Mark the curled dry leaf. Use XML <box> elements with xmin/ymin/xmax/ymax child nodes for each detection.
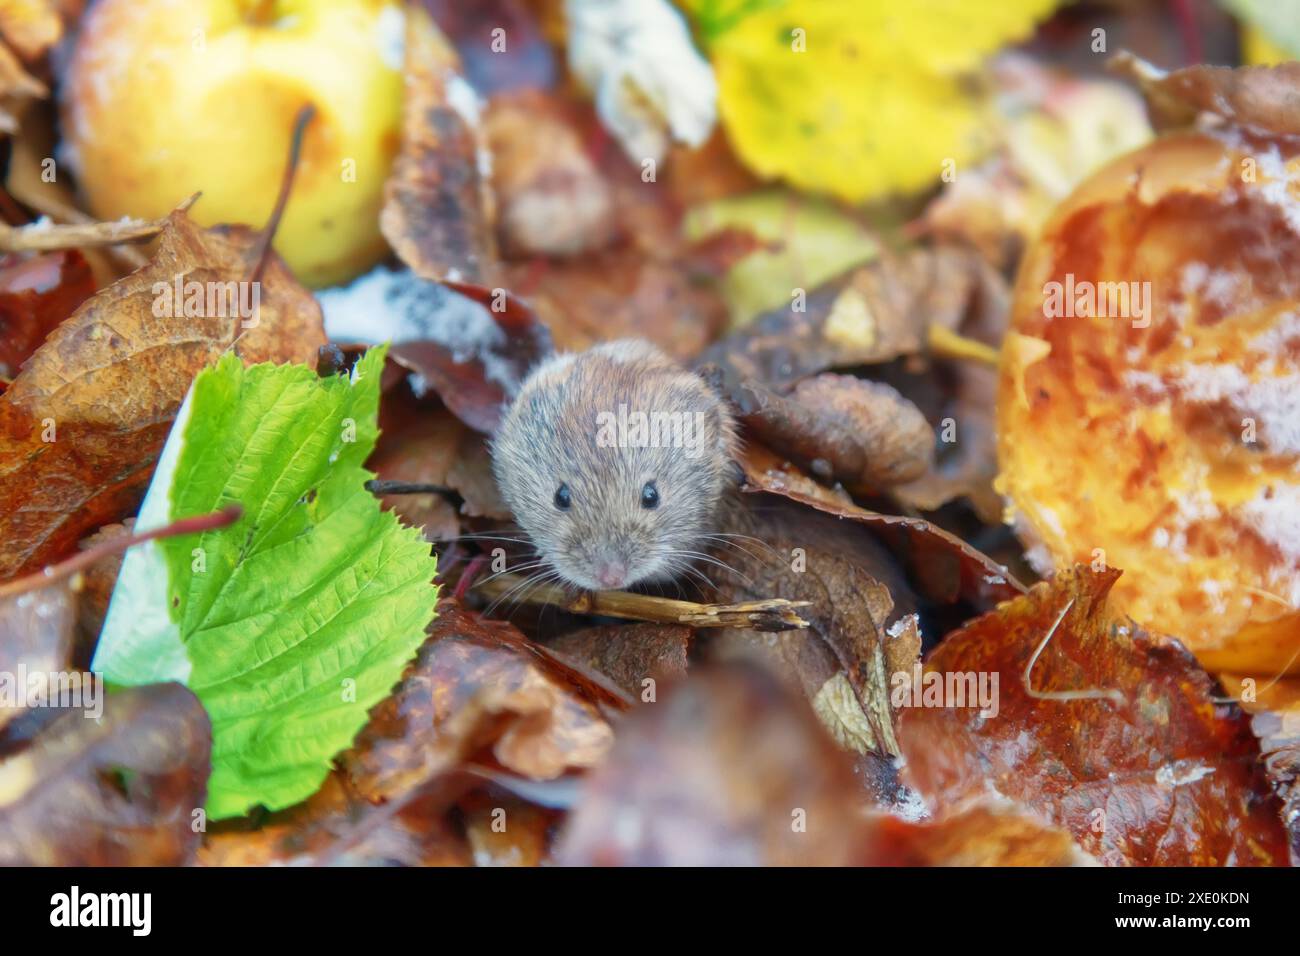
<box><xmin>0</xmin><ymin>249</ymin><xmax>95</xmax><ymax>377</ymax></box>
<box><xmin>546</xmin><ymin>622</ymin><xmax>691</xmax><ymax>699</ymax></box>
<box><xmin>696</xmin><ymin>245</ymin><xmax>991</xmax><ymax>389</ymax></box>
<box><xmin>381</xmin><ymin>5</ymin><xmax>497</xmax><ymax>285</ymax></box>
<box><xmin>0</xmin><ymin>683</ymin><xmax>211</xmax><ymax>865</ymax></box>
<box><xmin>558</xmin><ymin>663</ymin><xmax>866</xmax><ymax>866</ymax></box>
<box><xmin>898</xmin><ymin>566</ymin><xmax>1290</xmax><ymax>866</ymax></box>
<box><xmin>1113</xmin><ymin>51</ymin><xmax>1300</xmax><ymax>137</ymax></box>
<box><xmin>0</xmin><ymin>209</ymin><xmax>325</xmax><ymax>579</ymax></box>
<box><xmin>0</xmin><ymin>579</ymin><xmax>73</xmax><ymax>732</ymax></box>
<box><xmin>723</xmin><ymin>372</ymin><xmax>934</xmax><ymax>493</ymax></box>
<box><xmin>892</xmin><ymin>361</ymin><xmax>1003</xmax><ymax>524</ymax></box>
<box><xmin>739</xmin><ymin>444</ymin><xmax>1025</xmax><ymax>610</ymax></box>
<box><xmin>340</xmin><ymin>603</ymin><xmax>624</xmax><ymax>804</ymax></box>
<box><xmin>859</xmin><ymin>797</ymin><xmax>1096</xmax><ymax>866</ymax></box>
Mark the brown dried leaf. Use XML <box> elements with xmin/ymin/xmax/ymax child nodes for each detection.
<box><xmin>898</xmin><ymin>566</ymin><xmax>1290</xmax><ymax>866</ymax></box>
<box><xmin>506</xmin><ymin>247</ymin><xmax>731</xmax><ymax>363</ymax></box>
<box><xmin>0</xmin><ymin>682</ymin><xmax>211</xmax><ymax>865</ymax></box>
<box><xmin>739</xmin><ymin>445</ymin><xmax>1025</xmax><ymax>609</ymax></box>
<box><xmin>558</xmin><ymin>664</ymin><xmax>867</xmax><ymax>866</ymax></box>
<box><xmin>72</xmin><ymin>520</ymin><xmax>129</xmax><ymax>655</ymax></box>
<box><xmin>383</xmin><ymin>274</ymin><xmax>552</xmax><ymax>435</ymax></box>
<box><xmin>708</xmin><ymin>494</ymin><xmax>920</xmax><ymax>763</ymax></box>
<box><xmin>724</xmin><ymin>372</ymin><xmax>934</xmax><ymax>493</ymax></box>
<box><xmin>0</xmin><ymin>210</ymin><xmax>325</xmax><ymax>579</ymax></box>
<box><xmin>381</xmin><ymin>6</ymin><xmax>497</xmax><ymax>285</ymax></box>
<box><xmin>340</xmin><ymin>602</ymin><xmax>623</xmax><ymax>803</ymax></box>
<box><xmin>696</xmin><ymin>245</ymin><xmax>987</xmax><ymax>389</ymax></box>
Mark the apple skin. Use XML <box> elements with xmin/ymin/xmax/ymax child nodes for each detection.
<box><xmin>61</xmin><ymin>0</ymin><xmax>405</xmax><ymax>288</ymax></box>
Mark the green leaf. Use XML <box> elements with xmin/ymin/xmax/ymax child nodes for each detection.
<box><xmin>683</xmin><ymin>188</ymin><xmax>877</xmax><ymax>325</ymax></box>
<box><xmin>94</xmin><ymin>347</ymin><xmax>439</xmax><ymax>819</ymax></box>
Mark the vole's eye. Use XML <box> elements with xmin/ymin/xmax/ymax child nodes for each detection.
<box><xmin>554</xmin><ymin>483</ymin><xmax>572</xmax><ymax>511</ymax></box>
<box><xmin>640</xmin><ymin>481</ymin><xmax>659</xmax><ymax>509</ymax></box>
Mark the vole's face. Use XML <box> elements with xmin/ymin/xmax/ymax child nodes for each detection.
<box><xmin>492</xmin><ymin>343</ymin><xmax>736</xmax><ymax>592</ymax></box>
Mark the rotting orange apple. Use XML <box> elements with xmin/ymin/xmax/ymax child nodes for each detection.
<box><xmin>997</xmin><ymin>127</ymin><xmax>1300</xmax><ymax>676</ymax></box>
<box><xmin>60</xmin><ymin>0</ymin><xmax>406</xmax><ymax>288</ymax></box>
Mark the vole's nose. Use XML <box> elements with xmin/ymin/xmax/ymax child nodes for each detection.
<box><xmin>594</xmin><ymin>560</ymin><xmax>627</xmax><ymax>590</ymax></box>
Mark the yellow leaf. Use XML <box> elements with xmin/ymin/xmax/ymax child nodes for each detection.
<box><xmin>681</xmin><ymin>0</ymin><xmax>1060</xmax><ymax>202</ymax></box>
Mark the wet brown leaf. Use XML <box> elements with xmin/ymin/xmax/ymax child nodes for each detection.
<box><xmin>558</xmin><ymin>663</ymin><xmax>867</xmax><ymax>865</ymax></box>
<box><xmin>0</xmin><ymin>209</ymin><xmax>325</xmax><ymax>579</ymax></box>
<box><xmin>898</xmin><ymin>566</ymin><xmax>1290</xmax><ymax>866</ymax></box>
<box><xmin>341</xmin><ymin>602</ymin><xmax>623</xmax><ymax>803</ymax></box>
<box><xmin>0</xmin><ymin>682</ymin><xmax>211</xmax><ymax>865</ymax></box>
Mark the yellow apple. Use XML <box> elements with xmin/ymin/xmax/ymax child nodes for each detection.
<box><xmin>62</xmin><ymin>0</ymin><xmax>405</xmax><ymax>288</ymax></box>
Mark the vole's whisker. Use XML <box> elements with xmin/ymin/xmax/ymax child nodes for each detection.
<box><xmin>699</xmin><ymin>533</ymin><xmax>772</xmax><ymax>566</ymax></box>
<box><xmin>702</xmin><ymin>532</ymin><xmax>781</xmax><ymax>560</ymax></box>
<box><xmin>664</xmin><ymin>549</ymin><xmax>752</xmax><ymax>588</ymax></box>
<box><xmin>483</xmin><ymin>566</ymin><xmax>555</xmax><ymax>617</ymax></box>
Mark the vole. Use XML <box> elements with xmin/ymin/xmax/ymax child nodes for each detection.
<box><xmin>492</xmin><ymin>339</ymin><xmax>739</xmax><ymax>592</ymax></box>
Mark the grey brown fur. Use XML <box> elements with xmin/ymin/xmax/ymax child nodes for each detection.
<box><xmin>492</xmin><ymin>340</ymin><xmax>738</xmax><ymax>591</ymax></box>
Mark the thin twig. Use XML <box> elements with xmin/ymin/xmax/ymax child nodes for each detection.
<box><xmin>0</xmin><ymin>193</ymin><xmax>200</xmax><ymax>254</ymax></box>
<box><xmin>472</xmin><ymin>572</ymin><xmax>812</xmax><ymax>631</ymax></box>
<box><xmin>247</xmin><ymin>104</ymin><xmax>315</xmax><ymax>286</ymax></box>
<box><xmin>0</xmin><ymin>506</ymin><xmax>242</xmax><ymax>600</ymax></box>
